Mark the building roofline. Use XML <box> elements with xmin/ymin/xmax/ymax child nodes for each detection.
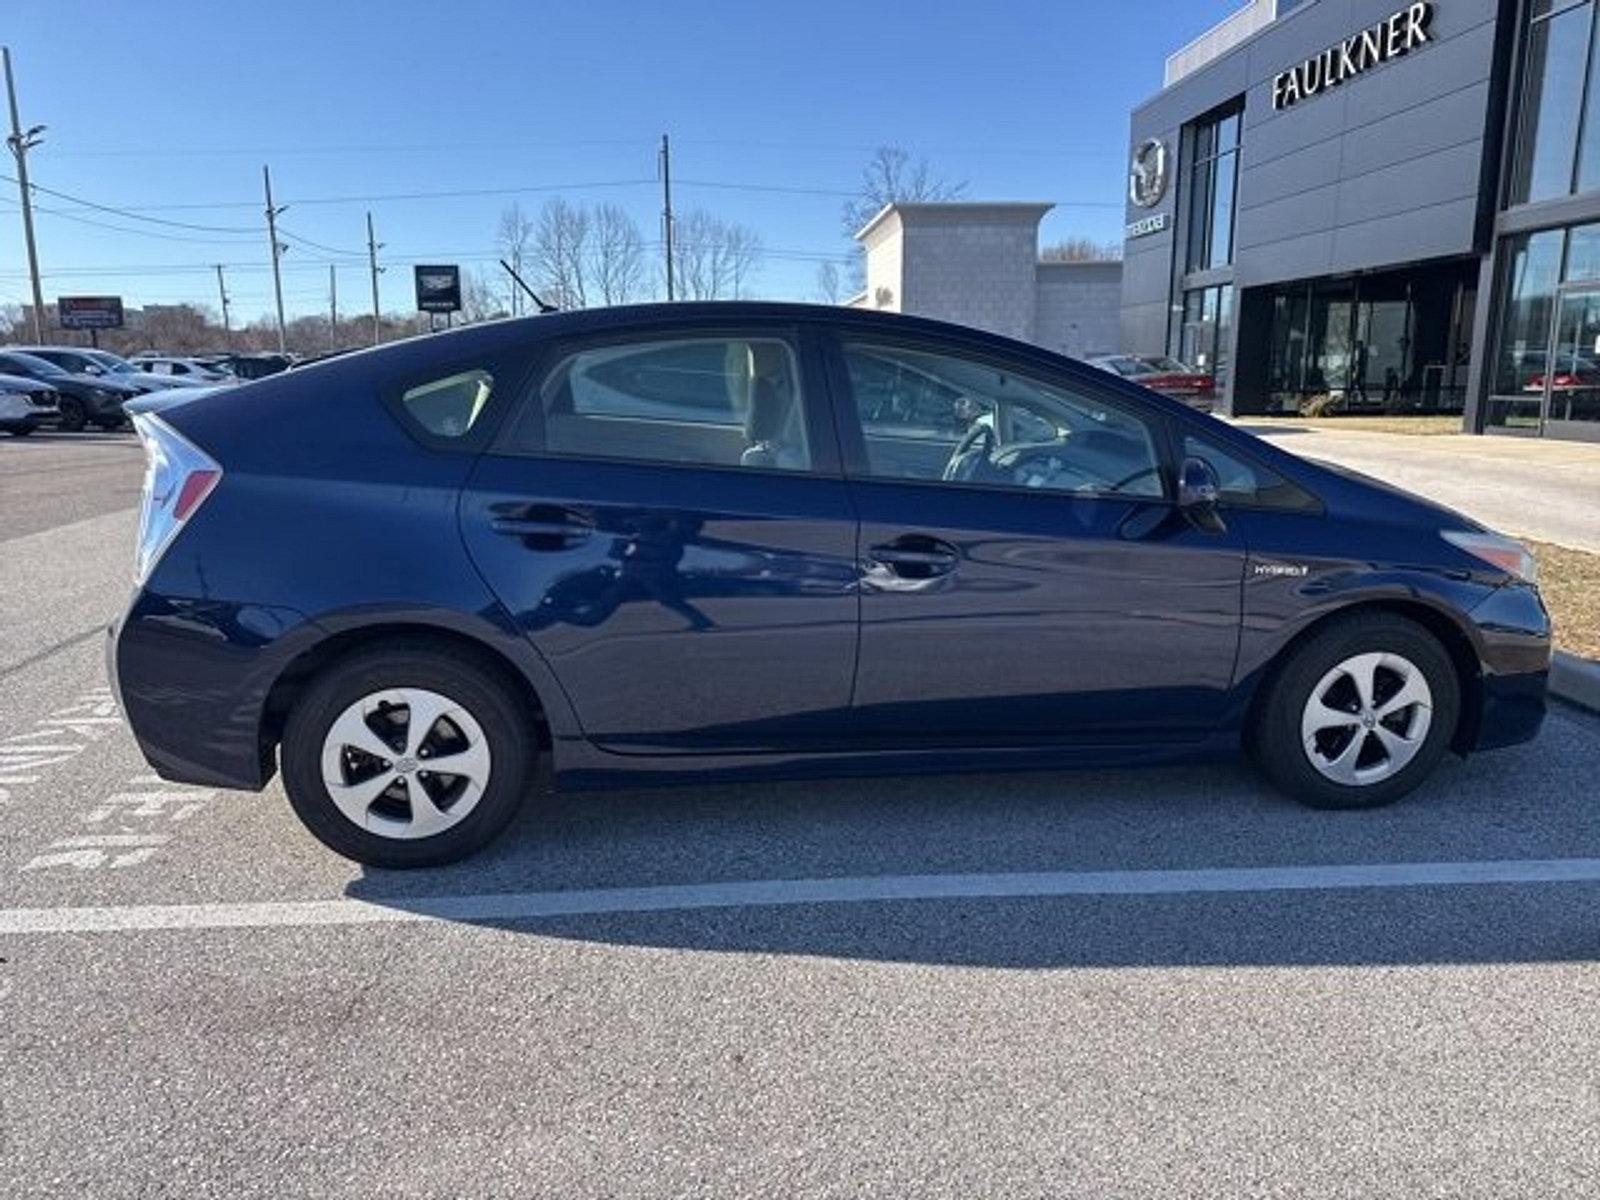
<box><xmin>853</xmin><ymin>201</ymin><xmax>1056</xmax><ymax>242</ymax></box>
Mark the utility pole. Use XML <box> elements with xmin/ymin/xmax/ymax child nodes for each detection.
<box><xmin>3</xmin><ymin>46</ymin><xmax>46</xmax><ymax>343</ymax></box>
<box><xmin>660</xmin><ymin>133</ymin><xmax>675</xmax><ymax>302</ymax></box>
<box><xmin>366</xmin><ymin>210</ymin><xmax>383</xmax><ymax>345</ymax></box>
<box><xmin>328</xmin><ymin>263</ymin><xmax>337</xmax><ymax>347</ymax></box>
<box><xmin>214</xmin><ymin>264</ymin><xmax>231</xmax><ymax>345</ymax></box>
<box><xmin>262</xmin><ymin>165</ymin><xmax>287</xmax><ymax>353</ymax></box>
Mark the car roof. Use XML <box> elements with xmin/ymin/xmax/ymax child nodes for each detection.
<box><xmin>332</xmin><ymin>301</ymin><xmax>1122</xmax><ymax>381</ymax></box>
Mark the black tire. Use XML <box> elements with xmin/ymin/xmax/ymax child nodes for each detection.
<box><xmin>1249</xmin><ymin>613</ymin><xmax>1461</xmax><ymax>810</ymax></box>
<box><xmin>6</xmin><ymin>425</ymin><xmax>32</xmax><ymax>437</ymax></box>
<box><xmin>94</xmin><ymin>418</ymin><xmax>125</xmax><ymax>432</ymax></box>
<box><xmin>56</xmin><ymin>396</ymin><xmax>87</xmax><ymax>433</ymax></box>
<box><xmin>281</xmin><ymin>643</ymin><xmax>536</xmax><ymax>867</ymax></box>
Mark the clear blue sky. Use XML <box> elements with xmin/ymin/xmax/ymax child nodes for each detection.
<box><xmin>1</xmin><ymin>0</ymin><xmax>1238</xmax><ymax>323</ymax></box>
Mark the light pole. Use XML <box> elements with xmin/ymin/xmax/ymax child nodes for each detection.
<box><xmin>3</xmin><ymin>46</ymin><xmax>46</xmax><ymax>343</ymax></box>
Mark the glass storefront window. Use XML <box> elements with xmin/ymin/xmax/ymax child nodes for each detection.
<box><xmin>1510</xmin><ymin>0</ymin><xmax>1595</xmax><ymax>204</ymax></box>
<box><xmin>1184</xmin><ymin>102</ymin><xmax>1242</xmax><ymax>272</ymax></box>
<box><xmin>1488</xmin><ymin>230</ymin><xmax>1567</xmax><ymax>428</ymax></box>
<box><xmin>1176</xmin><ymin>283</ymin><xmax>1234</xmax><ymax>389</ymax></box>
<box><xmin>1567</xmin><ymin>223</ymin><xmax>1600</xmax><ymax>281</ymax></box>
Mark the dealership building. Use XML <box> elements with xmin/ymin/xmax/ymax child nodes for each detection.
<box><xmin>1122</xmin><ymin>0</ymin><xmax>1600</xmax><ymax>440</ymax></box>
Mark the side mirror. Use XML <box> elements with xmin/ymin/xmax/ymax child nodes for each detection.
<box><xmin>1177</xmin><ymin>455</ymin><xmax>1226</xmax><ymax>533</ymax></box>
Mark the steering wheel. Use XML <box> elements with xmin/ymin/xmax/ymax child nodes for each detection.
<box><xmin>942</xmin><ymin>422</ymin><xmax>996</xmax><ymax>481</ymax></box>
<box><xmin>995</xmin><ymin>446</ymin><xmax>1109</xmax><ymax>491</ymax></box>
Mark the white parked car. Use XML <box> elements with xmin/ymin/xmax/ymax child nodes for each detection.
<box><xmin>0</xmin><ymin>373</ymin><xmax>59</xmax><ymax>436</ymax></box>
<box><xmin>133</xmin><ymin>356</ymin><xmax>233</xmax><ymax>384</ymax></box>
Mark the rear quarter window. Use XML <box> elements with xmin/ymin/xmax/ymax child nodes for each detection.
<box><xmin>398</xmin><ymin>368</ymin><xmax>495</xmax><ymax>440</ymax></box>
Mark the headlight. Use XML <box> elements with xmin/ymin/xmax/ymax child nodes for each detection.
<box><xmin>1442</xmin><ymin>530</ymin><xmax>1538</xmax><ymax>583</ymax></box>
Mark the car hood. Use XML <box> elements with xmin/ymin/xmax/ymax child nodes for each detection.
<box><xmin>0</xmin><ymin>372</ymin><xmax>50</xmax><ymax>392</ymax></box>
<box><xmin>1301</xmin><ymin>456</ymin><xmax>1486</xmax><ymax>533</ymax></box>
<box><xmin>61</xmin><ymin>372</ymin><xmax>141</xmax><ymax>395</ymax></box>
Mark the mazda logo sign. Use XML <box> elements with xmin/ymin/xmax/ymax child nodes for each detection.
<box><xmin>1128</xmin><ymin>139</ymin><xmax>1168</xmax><ymax>209</ymax></box>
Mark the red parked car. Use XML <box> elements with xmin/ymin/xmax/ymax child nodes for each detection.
<box><xmin>1090</xmin><ymin>354</ymin><xmax>1216</xmax><ymax>410</ymax></box>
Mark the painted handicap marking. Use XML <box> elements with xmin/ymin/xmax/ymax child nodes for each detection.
<box><xmin>3</xmin><ymin>685</ymin><xmax>221</xmax><ymax>875</ymax></box>
<box><xmin>22</xmin><ymin>834</ymin><xmax>174</xmax><ymax>872</ymax></box>
<box><xmin>0</xmin><ymin>686</ymin><xmax>126</xmax><ymax>803</ymax></box>
<box><xmin>18</xmin><ymin>784</ymin><xmax>217</xmax><ymax>874</ymax></box>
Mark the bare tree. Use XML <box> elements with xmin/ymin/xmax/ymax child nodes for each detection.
<box><xmin>673</xmin><ymin>209</ymin><xmax>764</xmax><ymax>300</ymax></box>
<box><xmin>840</xmin><ymin>145</ymin><xmax>966</xmax><ymax>239</ymax></box>
<box><xmin>812</xmin><ymin>260</ymin><xmax>845</xmax><ymax>305</ymax></box>
<box><xmin>592</xmin><ymin>203</ymin><xmax>646</xmax><ymax>305</ymax></box>
<box><xmin>1040</xmin><ymin>237</ymin><xmax>1123</xmax><ymax>263</ymax></box>
<box><xmin>533</xmin><ymin>197</ymin><xmax>591</xmax><ymax>309</ymax></box>
<box><xmin>459</xmin><ymin>268</ymin><xmax>508</xmax><ymax>323</ymax></box>
<box><xmin>496</xmin><ymin>202</ymin><xmax>536</xmax><ymax>316</ymax></box>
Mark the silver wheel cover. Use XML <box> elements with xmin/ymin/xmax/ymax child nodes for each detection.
<box><xmin>319</xmin><ymin>687</ymin><xmax>491</xmax><ymax>840</ymax></box>
<box><xmin>1300</xmin><ymin>651</ymin><xmax>1433</xmax><ymax>786</ymax></box>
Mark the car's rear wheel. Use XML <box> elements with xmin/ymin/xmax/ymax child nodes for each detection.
<box><xmin>56</xmin><ymin>396</ymin><xmax>87</xmax><ymax>433</ymax></box>
<box><xmin>1250</xmin><ymin>613</ymin><xmax>1460</xmax><ymax>809</ymax></box>
<box><xmin>5</xmin><ymin>424</ymin><xmax>31</xmax><ymax>436</ymax></box>
<box><xmin>281</xmin><ymin>645</ymin><xmax>536</xmax><ymax>867</ymax></box>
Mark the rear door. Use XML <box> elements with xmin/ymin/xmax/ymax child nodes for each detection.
<box><xmin>827</xmin><ymin>333</ymin><xmax>1247</xmax><ymax>747</ymax></box>
<box><xmin>462</xmin><ymin>322</ymin><xmax>861</xmax><ymax>754</ymax></box>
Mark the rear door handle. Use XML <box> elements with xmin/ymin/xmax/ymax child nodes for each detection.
<box><xmin>490</xmin><ymin>506</ymin><xmax>595</xmax><ymax>547</ymax></box>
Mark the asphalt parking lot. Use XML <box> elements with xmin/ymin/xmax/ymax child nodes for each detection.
<box><xmin>3</xmin><ymin>434</ymin><xmax>1599</xmax><ymax>1198</ymax></box>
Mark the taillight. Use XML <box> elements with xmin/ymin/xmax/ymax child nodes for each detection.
<box><xmin>131</xmin><ymin>412</ymin><xmax>223</xmax><ymax>585</ymax></box>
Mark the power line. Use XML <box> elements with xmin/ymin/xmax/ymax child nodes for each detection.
<box><xmin>0</xmin><ymin>171</ymin><xmax>258</xmax><ymax>233</ymax></box>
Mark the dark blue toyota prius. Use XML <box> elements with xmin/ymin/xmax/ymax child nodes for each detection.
<box><xmin>109</xmin><ymin>303</ymin><xmax>1551</xmax><ymax>866</ymax></box>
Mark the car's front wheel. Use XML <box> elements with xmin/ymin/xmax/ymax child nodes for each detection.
<box><xmin>281</xmin><ymin>644</ymin><xmax>536</xmax><ymax>867</ymax></box>
<box><xmin>56</xmin><ymin>396</ymin><xmax>87</xmax><ymax>433</ymax></box>
<box><xmin>1250</xmin><ymin>613</ymin><xmax>1460</xmax><ymax>810</ymax></box>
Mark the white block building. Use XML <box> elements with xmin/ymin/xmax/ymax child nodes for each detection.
<box><xmin>850</xmin><ymin>202</ymin><xmax>1122</xmax><ymax>359</ymax></box>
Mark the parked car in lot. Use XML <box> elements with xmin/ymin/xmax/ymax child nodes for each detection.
<box><xmin>109</xmin><ymin>303</ymin><xmax>1551</xmax><ymax>867</ymax></box>
<box><xmin>19</xmin><ymin>346</ymin><xmax>203</xmax><ymax>394</ymax></box>
<box><xmin>130</xmin><ymin>354</ymin><xmax>233</xmax><ymax>383</ymax></box>
<box><xmin>0</xmin><ymin>349</ymin><xmax>136</xmax><ymax>431</ymax></box>
<box><xmin>0</xmin><ymin>371</ymin><xmax>60</xmax><ymax>435</ymax></box>
<box><xmin>1089</xmin><ymin>354</ymin><xmax>1217</xmax><ymax>410</ymax></box>
<box><xmin>200</xmin><ymin>351</ymin><xmax>293</xmax><ymax>380</ymax></box>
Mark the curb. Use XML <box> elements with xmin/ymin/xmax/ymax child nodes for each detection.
<box><xmin>1551</xmin><ymin>651</ymin><xmax>1600</xmax><ymax>714</ymax></box>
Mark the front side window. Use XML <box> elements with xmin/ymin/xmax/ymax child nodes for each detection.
<box><xmin>1183</xmin><ymin>433</ymin><xmax>1319</xmax><ymax>511</ymax></box>
<box><xmin>531</xmin><ymin>336</ymin><xmax>810</xmax><ymax>471</ymax></box>
<box><xmin>843</xmin><ymin>342</ymin><xmax>1164</xmax><ymax>499</ymax></box>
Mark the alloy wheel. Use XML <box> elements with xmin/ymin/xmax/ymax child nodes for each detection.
<box><xmin>318</xmin><ymin>687</ymin><xmax>491</xmax><ymax>840</ymax></box>
<box><xmin>1299</xmin><ymin>651</ymin><xmax>1433</xmax><ymax>786</ymax></box>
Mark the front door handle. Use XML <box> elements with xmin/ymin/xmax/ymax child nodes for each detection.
<box><xmin>490</xmin><ymin>505</ymin><xmax>595</xmax><ymax>548</ymax></box>
<box><xmin>867</xmin><ymin>535</ymin><xmax>960</xmax><ymax>577</ymax></box>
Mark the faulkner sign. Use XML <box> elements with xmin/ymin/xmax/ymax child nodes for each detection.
<box><xmin>1272</xmin><ymin>1</ymin><xmax>1433</xmax><ymax>110</ymax></box>
<box><xmin>57</xmin><ymin>295</ymin><xmax>125</xmax><ymax>330</ymax></box>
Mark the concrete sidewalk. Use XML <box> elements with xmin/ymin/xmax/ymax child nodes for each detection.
<box><xmin>1235</xmin><ymin>422</ymin><xmax>1600</xmax><ymax>553</ymax></box>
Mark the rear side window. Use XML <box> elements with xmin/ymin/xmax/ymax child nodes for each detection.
<box><xmin>1183</xmin><ymin>433</ymin><xmax>1319</xmax><ymax>511</ymax></box>
<box><xmin>400</xmin><ymin>369</ymin><xmax>495</xmax><ymax>439</ymax></box>
<box><xmin>521</xmin><ymin>336</ymin><xmax>812</xmax><ymax>472</ymax></box>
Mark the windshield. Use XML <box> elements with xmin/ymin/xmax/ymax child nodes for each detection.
<box><xmin>87</xmin><ymin>351</ymin><xmax>138</xmax><ymax>373</ymax></box>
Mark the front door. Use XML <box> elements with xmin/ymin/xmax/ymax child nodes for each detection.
<box><xmin>1540</xmin><ymin>285</ymin><xmax>1600</xmax><ymax>440</ymax></box>
<box><xmin>827</xmin><ymin>336</ymin><xmax>1246</xmax><ymax>747</ymax></box>
<box><xmin>462</xmin><ymin>327</ymin><xmax>861</xmax><ymax>753</ymax></box>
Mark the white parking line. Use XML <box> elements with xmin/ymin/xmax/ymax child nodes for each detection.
<box><xmin>3</xmin><ymin>856</ymin><xmax>1600</xmax><ymax>936</ymax></box>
